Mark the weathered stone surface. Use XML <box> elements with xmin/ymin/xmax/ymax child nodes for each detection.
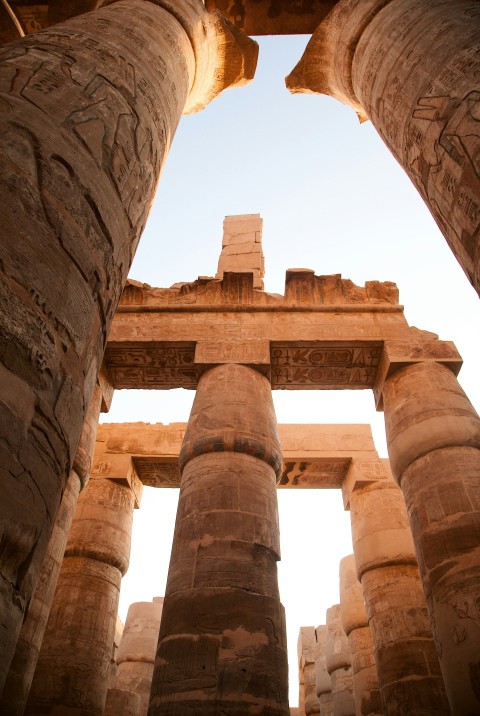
<box><xmin>383</xmin><ymin>360</ymin><xmax>480</xmax><ymax>713</ymax></box>
<box><xmin>314</xmin><ymin>626</ymin><xmax>331</xmax><ymax>701</ymax></box>
<box><xmin>349</xmin><ymin>477</ymin><xmax>450</xmax><ymax>715</ymax></box>
<box><xmin>114</xmin><ymin>599</ymin><xmax>164</xmax><ymax>716</ymax></box>
<box><xmin>216</xmin><ymin>214</ymin><xmax>265</xmax><ymax>289</ymax></box>
<box><xmin>325</xmin><ymin>605</ymin><xmax>355</xmax><ymax>716</ymax></box>
<box><xmin>0</xmin><ymin>384</ymin><xmax>103</xmax><ymax>716</ymax></box>
<box><xmin>339</xmin><ymin>555</ymin><xmax>381</xmax><ymax>716</ymax></box>
<box><xmin>106</xmin><ymin>258</ymin><xmax>456</xmax><ymax>393</ymax></box>
<box><xmin>0</xmin><ymin>1</ymin><xmax>257</xmax><ymax>681</ymax></box>
<box><xmin>319</xmin><ymin>692</ymin><xmax>334</xmax><ymax>716</ymax></box>
<box><xmin>287</xmin><ymin>0</ymin><xmax>480</xmax><ymax>297</ymax></box>
<box><xmin>93</xmin><ymin>421</ymin><xmax>378</xmax><ymax>488</ymax></box>
<box><xmin>298</xmin><ymin>626</ymin><xmax>322</xmax><ymax>715</ymax></box>
<box><xmin>206</xmin><ymin>0</ymin><xmax>337</xmax><ymax>35</ymax></box>
<box><xmin>25</xmin><ymin>477</ymin><xmax>136</xmax><ymax>716</ymax></box>
<box><xmin>149</xmin><ymin>364</ymin><xmax>289</xmax><ymax>714</ymax></box>
<box><xmin>104</xmin><ymin>687</ymin><xmax>141</xmax><ymax>716</ymax></box>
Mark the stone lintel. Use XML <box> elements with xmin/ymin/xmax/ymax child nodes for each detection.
<box><xmin>91</xmin><ymin>451</ymin><xmax>143</xmax><ymax>508</ymax></box>
<box><xmin>205</xmin><ymin>0</ymin><xmax>338</xmax><ymax>36</ymax></box>
<box><xmin>95</xmin><ymin>422</ymin><xmax>378</xmax><ymax>489</ymax></box>
<box><xmin>341</xmin><ymin>458</ymin><xmax>390</xmax><ymax>511</ymax></box>
<box><xmin>373</xmin><ymin>339</ymin><xmax>463</xmax><ymax>410</ymax></box>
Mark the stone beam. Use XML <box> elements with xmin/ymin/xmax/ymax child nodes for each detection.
<box><xmin>1</xmin><ymin>1</ymin><xmax>339</xmax><ymax>40</ymax></box>
<box><xmin>104</xmin><ymin>271</ymin><xmax>448</xmax><ymax>393</ymax></box>
<box><xmin>205</xmin><ymin>0</ymin><xmax>338</xmax><ymax>36</ymax></box>
<box><xmin>94</xmin><ymin>422</ymin><xmax>378</xmax><ymax>489</ymax></box>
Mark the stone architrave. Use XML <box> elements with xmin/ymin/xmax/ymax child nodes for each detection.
<box><xmin>379</xmin><ymin>354</ymin><xmax>480</xmax><ymax>714</ymax></box>
<box><xmin>325</xmin><ymin>605</ymin><xmax>355</xmax><ymax>716</ymax></box>
<box><xmin>25</xmin><ymin>466</ymin><xmax>141</xmax><ymax>716</ymax></box>
<box><xmin>339</xmin><ymin>555</ymin><xmax>381</xmax><ymax>716</ymax></box>
<box><xmin>114</xmin><ymin>598</ymin><xmax>164</xmax><ymax>716</ymax></box>
<box><xmin>345</xmin><ymin>460</ymin><xmax>450</xmax><ymax>715</ymax></box>
<box><xmin>286</xmin><ymin>0</ymin><xmax>480</xmax><ymax>296</ymax></box>
<box><xmin>0</xmin><ymin>384</ymin><xmax>103</xmax><ymax>715</ymax></box>
<box><xmin>149</xmin><ymin>363</ymin><xmax>289</xmax><ymax>715</ymax></box>
<box><xmin>0</xmin><ymin>1</ymin><xmax>257</xmax><ymax>681</ymax></box>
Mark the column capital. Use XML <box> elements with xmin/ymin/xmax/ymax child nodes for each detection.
<box><xmin>179</xmin><ymin>363</ymin><xmax>283</xmax><ymax>479</ymax></box>
<box><xmin>91</xmin><ymin>452</ymin><xmax>143</xmax><ymax>508</ymax></box>
<box><xmin>341</xmin><ymin>456</ymin><xmax>387</xmax><ymax>510</ymax></box>
<box><xmin>99</xmin><ymin>0</ymin><xmax>258</xmax><ymax>113</ymax></box>
<box><xmin>373</xmin><ymin>339</ymin><xmax>462</xmax><ymax>409</ymax></box>
<box><xmin>286</xmin><ymin>0</ymin><xmax>378</xmax><ymax>120</ymax></box>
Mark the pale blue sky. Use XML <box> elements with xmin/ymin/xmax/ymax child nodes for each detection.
<box><xmin>101</xmin><ymin>35</ymin><xmax>480</xmax><ymax>705</ymax></box>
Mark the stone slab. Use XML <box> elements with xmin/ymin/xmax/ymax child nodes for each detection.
<box><xmin>94</xmin><ymin>423</ymin><xmax>378</xmax><ymax>488</ymax></box>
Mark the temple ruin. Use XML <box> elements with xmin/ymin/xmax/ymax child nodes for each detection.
<box><xmin>1</xmin><ymin>1</ymin><xmax>480</xmax><ymax>714</ymax></box>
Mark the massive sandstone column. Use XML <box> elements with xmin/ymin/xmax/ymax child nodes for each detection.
<box><xmin>286</xmin><ymin>0</ymin><xmax>480</xmax><ymax>296</ymax></box>
<box><xmin>339</xmin><ymin>555</ymin><xmax>381</xmax><ymax>716</ymax></box>
<box><xmin>149</xmin><ymin>363</ymin><xmax>289</xmax><ymax>715</ymax></box>
<box><xmin>0</xmin><ymin>0</ymin><xmax>257</xmax><ymax>680</ymax></box>
<box><xmin>114</xmin><ymin>598</ymin><xmax>164</xmax><ymax>716</ymax></box>
<box><xmin>104</xmin><ymin>687</ymin><xmax>141</xmax><ymax>716</ymax></box>
<box><xmin>381</xmin><ymin>358</ymin><xmax>480</xmax><ymax>714</ymax></box>
<box><xmin>314</xmin><ymin>627</ymin><xmax>334</xmax><ymax>716</ymax></box>
<box><xmin>325</xmin><ymin>605</ymin><xmax>355</xmax><ymax>716</ymax></box>
<box><xmin>0</xmin><ymin>384</ymin><xmax>103</xmax><ymax>715</ymax></box>
<box><xmin>298</xmin><ymin>627</ymin><xmax>321</xmax><ymax>715</ymax></box>
<box><xmin>25</xmin><ymin>469</ymin><xmax>140</xmax><ymax>716</ymax></box>
<box><xmin>347</xmin><ymin>463</ymin><xmax>449</xmax><ymax>714</ymax></box>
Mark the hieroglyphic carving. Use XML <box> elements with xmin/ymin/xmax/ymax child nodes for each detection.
<box><xmin>105</xmin><ymin>344</ymin><xmax>196</xmax><ymax>389</ymax></box>
<box><xmin>278</xmin><ymin>458</ymin><xmax>351</xmax><ymax>488</ymax></box>
<box><xmin>205</xmin><ymin>0</ymin><xmax>335</xmax><ymax>34</ymax></box>
<box><xmin>132</xmin><ymin>458</ymin><xmax>180</xmax><ymax>487</ymax></box>
<box><xmin>271</xmin><ymin>343</ymin><xmax>382</xmax><ymax>389</ymax></box>
<box><xmin>15</xmin><ymin>6</ymin><xmax>49</xmax><ymax>34</ymax></box>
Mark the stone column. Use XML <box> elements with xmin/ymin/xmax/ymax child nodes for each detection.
<box><xmin>286</xmin><ymin>0</ymin><xmax>480</xmax><ymax>296</ymax></box>
<box><xmin>0</xmin><ymin>0</ymin><xmax>257</xmax><ymax>681</ymax></box>
<box><xmin>0</xmin><ymin>384</ymin><xmax>103</xmax><ymax>715</ymax></box>
<box><xmin>298</xmin><ymin>627</ymin><xmax>321</xmax><ymax>715</ymax></box>
<box><xmin>346</xmin><ymin>461</ymin><xmax>450</xmax><ymax>714</ymax></box>
<box><xmin>114</xmin><ymin>598</ymin><xmax>164</xmax><ymax>716</ymax></box>
<box><xmin>381</xmin><ymin>356</ymin><xmax>480</xmax><ymax>714</ymax></box>
<box><xmin>339</xmin><ymin>555</ymin><xmax>381</xmax><ymax>716</ymax></box>
<box><xmin>104</xmin><ymin>687</ymin><xmax>141</xmax><ymax>716</ymax></box>
<box><xmin>25</xmin><ymin>464</ymin><xmax>142</xmax><ymax>716</ymax></box>
<box><xmin>325</xmin><ymin>605</ymin><xmax>355</xmax><ymax>716</ymax></box>
<box><xmin>314</xmin><ymin>626</ymin><xmax>334</xmax><ymax>716</ymax></box>
<box><xmin>149</xmin><ymin>363</ymin><xmax>289</xmax><ymax>715</ymax></box>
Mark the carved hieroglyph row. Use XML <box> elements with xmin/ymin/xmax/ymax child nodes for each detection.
<box><xmin>271</xmin><ymin>343</ymin><xmax>383</xmax><ymax>389</ymax></box>
<box><xmin>103</xmin><ymin>341</ymin><xmax>384</xmax><ymax>390</ymax></box>
<box><xmin>105</xmin><ymin>344</ymin><xmax>197</xmax><ymax>389</ymax></box>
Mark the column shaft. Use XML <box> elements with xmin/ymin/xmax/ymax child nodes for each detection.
<box><xmin>339</xmin><ymin>555</ymin><xmax>381</xmax><ymax>716</ymax></box>
<box><xmin>149</xmin><ymin>363</ymin><xmax>289</xmax><ymax>715</ymax></box>
<box><xmin>313</xmin><ymin>626</ymin><xmax>333</xmax><ymax>716</ymax></box>
<box><xmin>383</xmin><ymin>360</ymin><xmax>480</xmax><ymax>713</ymax></box>
<box><xmin>114</xmin><ymin>598</ymin><xmax>164</xmax><ymax>716</ymax></box>
<box><xmin>0</xmin><ymin>0</ymin><xmax>256</xmax><ymax>680</ymax></box>
<box><xmin>325</xmin><ymin>605</ymin><xmax>355</xmax><ymax>716</ymax></box>
<box><xmin>0</xmin><ymin>384</ymin><xmax>103</xmax><ymax>715</ymax></box>
<box><xmin>286</xmin><ymin>0</ymin><xmax>480</xmax><ymax>295</ymax></box>
<box><xmin>350</xmin><ymin>479</ymin><xmax>450</xmax><ymax>714</ymax></box>
<box><xmin>25</xmin><ymin>476</ymin><xmax>135</xmax><ymax>715</ymax></box>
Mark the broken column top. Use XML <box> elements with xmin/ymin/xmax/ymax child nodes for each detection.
<box><xmin>216</xmin><ymin>214</ymin><xmax>265</xmax><ymax>289</ymax></box>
